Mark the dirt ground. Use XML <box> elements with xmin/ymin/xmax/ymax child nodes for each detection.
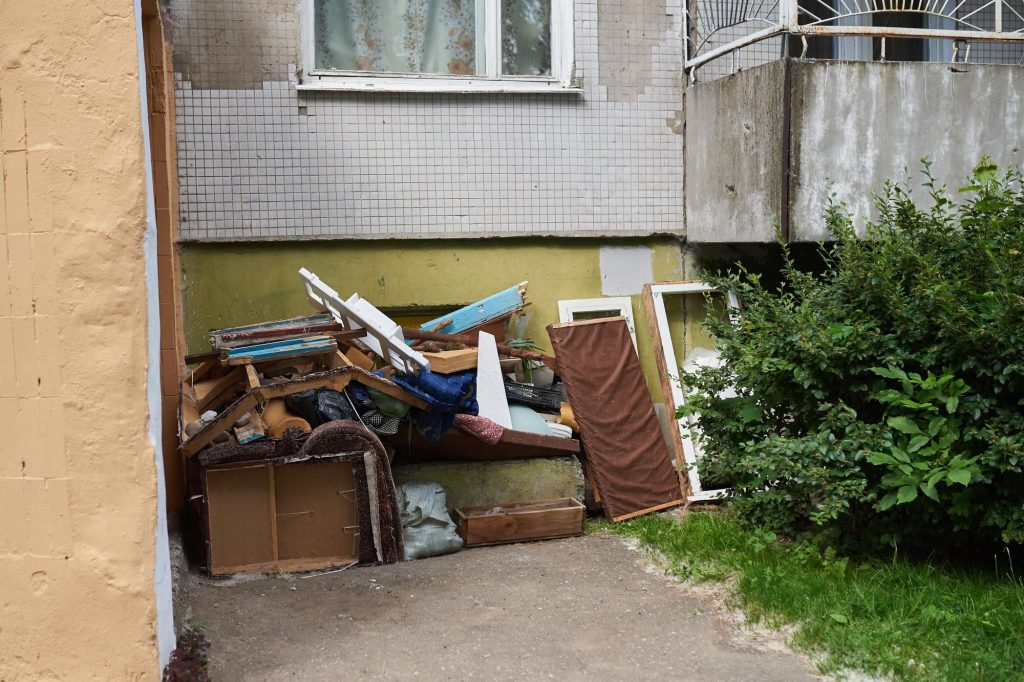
<box><xmin>177</xmin><ymin>532</ymin><xmax>823</xmax><ymax>681</ymax></box>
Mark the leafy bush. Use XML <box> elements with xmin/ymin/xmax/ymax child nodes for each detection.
<box><xmin>684</xmin><ymin>160</ymin><xmax>1024</xmax><ymax>551</ymax></box>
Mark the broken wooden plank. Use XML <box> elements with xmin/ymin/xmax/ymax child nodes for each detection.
<box><xmin>182</xmin><ymin>393</ymin><xmax>260</xmax><ymax>457</ymax></box>
<box><xmin>343</xmin><ymin>346</ymin><xmax>375</xmax><ymax>371</ymax></box>
<box><xmin>402</xmin><ymin>328</ymin><xmax>557</xmax><ymax>371</ymax></box>
<box><xmin>419</xmin><ymin>282</ymin><xmax>528</xmax><ymax>336</ymax></box>
<box><xmin>351</xmin><ymin>371</ymin><xmax>429</xmax><ymax>411</ymax></box>
<box><xmin>214</xmin><ymin>319</ymin><xmax>362</xmax><ymax>349</ymax></box>
<box><xmin>209</xmin><ymin>314</ymin><xmax>332</xmax><ymax>348</ymax></box>
<box><xmin>193</xmin><ymin>368</ymin><xmax>244</xmax><ymax>412</ymax></box>
<box><xmin>184</xmin><ymin>359</ymin><xmax>217</xmax><ymax>385</ymax></box>
<box><xmin>184</xmin><ymin>351</ymin><xmax>220</xmax><ymax>366</ymax></box>
<box><xmin>180</xmin><ymin>367</ymin><xmax>429</xmax><ymax>457</ymax></box>
<box><xmin>244</xmin><ymin>364</ymin><xmax>261</xmax><ymax>390</ymax></box>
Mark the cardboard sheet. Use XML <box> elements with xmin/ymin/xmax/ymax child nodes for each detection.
<box><xmin>275</xmin><ymin>459</ymin><xmax>358</xmax><ymax>562</ymax></box>
<box><xmin>547</xmin><ymin>317</ymin><xmax>684</xmax><ymax>521</ymax></box>
<box><xmin>206</xmin><ymin>465</ymin><xmax>275</xmax><ymax>571</ymax></box>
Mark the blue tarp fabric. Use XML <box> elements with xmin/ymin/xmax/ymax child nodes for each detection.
<box><xmin>391</xmin><ymin>369</ymin><xmax>478</xmax><ymax>442</ymax></box>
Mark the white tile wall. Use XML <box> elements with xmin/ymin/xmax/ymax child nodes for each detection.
<box><xmin>171</xmin><ymin>0</ymin><xmax>686</xmax><ymax>241</ymax></box>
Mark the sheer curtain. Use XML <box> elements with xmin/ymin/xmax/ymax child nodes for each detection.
<box><xmin>314</xmin><ymin>0</ymin><xmax>552</xmax><ymax>77</ymax></box>
<box><xmin>834</xmin><ymin>11</ymin><xmax>872</xmax><ymax>62</ymax></box>
<box><xmin>502</xmin><ymin>0</ymin><xmax>551</xmax><ymax>76</ymax></box>
<box><xmin>315</xmin><ymin>0</ymin><xmax>480</xmax><ymax>75</ymax></box>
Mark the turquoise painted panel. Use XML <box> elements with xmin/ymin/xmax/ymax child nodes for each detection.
<box><xmin>420</xmin><ymin>285</ymin><xmax>525</xmax><ymax>335</ymax></box>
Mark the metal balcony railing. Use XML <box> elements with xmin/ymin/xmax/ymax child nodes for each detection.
<box><xmin>686</xmin><ymin>0</ymin><xmax>1024</xmax><ymax>77</ymax></box>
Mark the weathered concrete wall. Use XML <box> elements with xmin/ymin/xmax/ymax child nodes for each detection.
<box><xmin>0</xmin><ymin>0</ymin><xmax>168</xmax><ymax>678</ymax></box>
<box><xmin>685</xmin><ymin>60</ymin><xmax>786</xmax><ymax>242</ymax></box>
<box><xmin>790</xmin><ymin>61</ymin><xmax>1024</xmax><ymax>241</ymax></box>
<box><xmin>168</xmin><ymin>0</ymin><xmax>686</xmax><ymax>240</ymax></box>
<box><xmin>685</xmin><ymin>59</ymin><xmax>1024</xmax><ymax>242</ymax></box>
<box><xmin>179</xmin><ymin>237</ymin><xmax>695</xmax><ymax>403</ymax></box>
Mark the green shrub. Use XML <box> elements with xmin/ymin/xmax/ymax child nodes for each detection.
<box><xmin>684</xmin><ymin>160</ymin><xmax>1024</xmax><ymax>551</ymax></box>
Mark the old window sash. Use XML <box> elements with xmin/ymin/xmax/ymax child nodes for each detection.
<box><xmin>557</xmin><ymin>297</ymin><xmax>638</xmax><ymax>350</ymax></box>
<box><xmin>642</xmin><ymin>282</ymin><xmax>740</xmax><ymax>503</ymax></box>
<box><xmin>298</xmin><ymin>0</ymin><xmax>577</xmax><ymax>93</ymax></box>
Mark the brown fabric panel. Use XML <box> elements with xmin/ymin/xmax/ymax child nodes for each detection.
<box><xmin>547</xmin><ymin>317</ymin><xmax>683</xmax><ymax>520</ymax></box>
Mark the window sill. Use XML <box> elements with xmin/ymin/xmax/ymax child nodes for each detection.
<box><xmin>296</xmin><ymin>74</ymin><xmax>583</xmax><ymax>95</ymax></box>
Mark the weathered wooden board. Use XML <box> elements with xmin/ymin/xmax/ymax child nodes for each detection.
<box><xmin>421</xmin><ymin>348</ymin><xmax>478</xmax><ymax>374</ymax></box>
<box><xmin>420</xmin><ymin>283</ymin><xmax>528</xmax><ymax>336</ymax></box>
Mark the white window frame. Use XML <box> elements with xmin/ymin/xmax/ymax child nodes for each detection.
<box><xmin>299</xmin><ymin>0</ymin><xmax>578</xmax><ymax>94</ymax></box>
<box><xmin>557</xmin><ymin>297</ymin><xmax>638</xmax><ymax>350</ymax></box>
<box><xmin>643</xmin><ymin>282</ymin><xmax>740</xmax><ymax>503</ymax></box>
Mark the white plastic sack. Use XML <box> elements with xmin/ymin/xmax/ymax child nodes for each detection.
<box><xmin>398</xmin><ymin>482</ymin><xmax>463</xmax><ymax>561</ymax></box>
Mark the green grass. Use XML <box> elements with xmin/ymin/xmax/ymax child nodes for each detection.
<box><xmin>607</xmin><ymin>512</ymin><xmax>1024</xmax><ymax>681</ymax></box>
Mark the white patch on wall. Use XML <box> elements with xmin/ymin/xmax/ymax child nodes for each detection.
<box><xmin>599</xmin><ymin>246</ymin><xmax>654</xmax><ymax>296</ymax></box>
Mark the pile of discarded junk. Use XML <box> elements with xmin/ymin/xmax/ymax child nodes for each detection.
<box><xmin>179</xmin><ymin>268</ymin><xmax>691</xmax><ymax>576</ymax></box>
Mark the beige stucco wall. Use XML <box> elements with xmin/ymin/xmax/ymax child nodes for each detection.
<box><xmin>0</xmin><ymin>0</ymin><xmax>166</xmax><ymax>678</ymax></box>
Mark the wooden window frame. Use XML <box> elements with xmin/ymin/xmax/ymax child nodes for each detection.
<box><xmin>642</xmin><ymin>281</ymin><xmax>740</xmax><ymax>502</ymax></box>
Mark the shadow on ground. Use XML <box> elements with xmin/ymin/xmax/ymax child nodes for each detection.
<box><xmin>176</xmin><ymin>532</ymin><xmax>822</xmax><ymax>681</ymax></box>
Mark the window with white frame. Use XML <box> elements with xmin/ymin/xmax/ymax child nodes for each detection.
<box><xmin>300</xmin><ymin>0</ymin><xmax>576</xmax><ymax>92</ymax></box>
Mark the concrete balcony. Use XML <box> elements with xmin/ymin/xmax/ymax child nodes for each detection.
<box><xmin>685</xmin><ymin>58</ymin><xmax>1024</xmax><ymax>242</ymax></box>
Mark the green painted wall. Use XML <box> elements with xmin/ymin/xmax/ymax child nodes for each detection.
<box><xmin>179</xmin><ymin>237</ymin><xmax>701</xmax><ymax>402</ymax></box>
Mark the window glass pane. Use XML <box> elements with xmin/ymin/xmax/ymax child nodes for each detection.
<box><xmin>502</xmin><ymin>0</ymin><xmax>552</xmax><ymax>76</ymax></box>
<box><xmin>315</xmin><ymin>0</ymin><xmax>480</xmax><ymax>75</ymax></box>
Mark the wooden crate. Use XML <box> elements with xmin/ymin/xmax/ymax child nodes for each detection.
<box><xmin>455</xmin><ymin>498</ymin><xmax>585</xmax><ymax>547</ymax></box>
<box><xmin>202</xmin><ymin>456</ymin><xmax>359</xmax><ymax>576</ymax></box>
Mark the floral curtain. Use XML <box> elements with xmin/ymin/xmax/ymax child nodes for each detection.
<box><xmin>314</xmin><ymin>0</ymin><xmax>552</xmax><ymax>77</ymax></box>
<box><xmin>315</xmin><ymin>0</ymin><xmax>478</xmax><ymax>75</ymax></box>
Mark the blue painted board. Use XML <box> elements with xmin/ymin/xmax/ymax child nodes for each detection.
<box><xmin>225</xmin><ymin>335</ymin><xmax>336</xmax><ymax>362</ymax></box>
<box><xmin>420</xmin><ymin>285</ymin><xmax>525</xmax><ymax>336</ymax></box>
<box><xmin>226</xmin><ymin>336</ymin><xmax>331</xmax><ymax>355</ymax></box>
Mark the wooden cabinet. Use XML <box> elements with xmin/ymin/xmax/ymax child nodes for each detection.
<box><xmin>203</xmin><ymin>456</ymin><xmax>359</xmax><ymax>576</ymax></box>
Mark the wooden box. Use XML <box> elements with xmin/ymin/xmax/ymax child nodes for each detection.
<box><xmin>202</xmin><ymin>456</ymin><xmax>359</xmax><ymax>576</ymax></box>
<box><xmin>455</xmin><ymin>498</ymin><xmax>585</xmax><ymax>547</ymax></box>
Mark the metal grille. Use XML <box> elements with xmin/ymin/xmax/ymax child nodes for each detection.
<box><xmin>688</xmin><ymin>0</ymin><xmax>1024</xmax><ymax>79</ymax></box>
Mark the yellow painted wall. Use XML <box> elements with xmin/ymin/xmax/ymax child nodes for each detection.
<box><xmin>0</xmin><ymin>1</ymin><xmax>163</xmax><ymax>678</ymax></box>
<box><xmin>180</xmin><ymin>237</ymin><xmax>694</xmax><ymax>401</ymax></box>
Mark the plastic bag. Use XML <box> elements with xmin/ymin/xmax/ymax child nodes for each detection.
<box><xmin>284</xmin><ymin>388</ymin><xmax>359</xmax><ymax>428</ymax></box>
<box><xmin>398</xmin><ymin>482</ymin><xmax>464</xmax><ymax>561</ymax></box>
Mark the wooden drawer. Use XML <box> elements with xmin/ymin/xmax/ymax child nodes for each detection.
<box><xmin>455</xmin><ymin>498</ymin><xmax>585</xmax><ymax>547</ymax></box>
